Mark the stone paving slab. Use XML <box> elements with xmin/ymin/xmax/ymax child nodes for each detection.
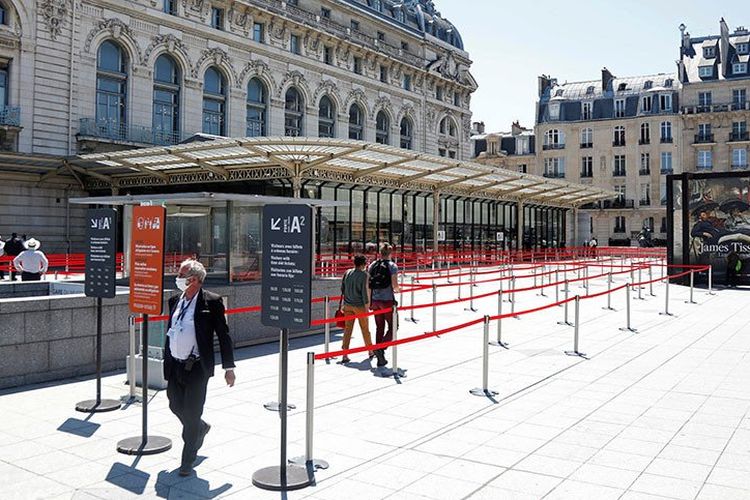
<box><xmin>0</xmin><ymin>262</ymin><xmax>749</xmax><ymax>499</ymax></box>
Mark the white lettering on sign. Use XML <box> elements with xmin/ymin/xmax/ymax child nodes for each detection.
<box><xmin>90</xmin><ymin>217</ymin><xmax>112</xmax><ymax>230</ymax></box>
<box><xmin>136</xmin><ymin>216</ymin><xmax>161</xmax><ymax>231</ymax></box>
<box><xmin>270</xmin><ymin>215</ymin><xmax>307</xmax><ymax>233</ymax></box>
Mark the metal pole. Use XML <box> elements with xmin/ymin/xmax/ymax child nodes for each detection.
<box><xmin>510</xmin><ymin>276</ymin><xmax>517</xmax><ymax>318</ymax></box>
<box><xmin>457</xmin><ymin>266</ymin><xmax>462</xmax><ymax>299</ymax></box>
<box><xmin>565</xmin><ymin>296</ymin><xmax>586</xmax><ymax>357</ymax></box>
<box><xmin>708</xmin><ymin>265</ymin><xmax>714</xmax><ymax>295</ymax></box>
<box><xmin>471</xmin><ymin>316</ymin><xmax>498</xmax><ymax>397</ymax></box>
<box><xmin>603</xmin><ymin>272</ymin><xmax>614</xmax><ymax>311</ymax></box>
<box><xmin>407</xmin><ymin>276</ymin><xmax>418</xmax><ymax>323</ymax></box>
<box><xmin>290</xmin><ymin>353</ymin><xmax>329</xmax><ymax>470</ymax></box>
<box><xmin>555</xmin><ymin>269</ymin><xmax>560</xmax><ymax>305</ymax></box>
<box><xmin>465</xmin><ymin>269</ymin><xmax>477</xmax><ymax>312</ymax></box>
<box><xmin>128</xmin><ymin>315</ymin><xmax>136</xmax><ymax>399</ymax></box>
<box><xmin>685</xmin><ymin>270</ymin><xmax>696</xmax><ymax>304</ymax></box>
<box><xmin>660</xmin><ymin>275</ymin><xmax>673</xmax><ymax>316</ymax></box>
<box><xmin>432</xmin><ymin>284</ymin><xmax>437</xmax><ymax>332</ymax></box>
<box><xmin>637</xmin><ymin>267</ymin><xmax>643</xmax><ymax>300</ymax></box>
<box><xmin>649</xmin><ymin>265</ymin><xmax>655</xmax><ymax>296</ymax></box>
<box><xmin>558</xmin><ymin>280</ymin><xmax>571</xmax><ymax>326</ymax></box>
<box><xmin>323</xmin><ymin>296</ymin><xmax>330</xmax><ymax>355</ymax></box>
<box><xmin>391</xmin><ymin>304</ymin><xmax>400</xmax><ymax>378</ymax></box>
<box><xmin>490</xmin><ymin>288</ymin><xmax>508</xmax><ymax>348</ymax></box>
<box><xmin>619</xmin><ymin>283</ymin><xmax>637</xmax><ymax>332</ymax></box>
<box><xmin>264</xmin><ymin>331</ymin><xmax>296</xmax><ymax>412</ymax></box>
<box><xmin>583</xmin><ymin>266</ymin><xmax>589</xmax><ymax>290</ymax></box>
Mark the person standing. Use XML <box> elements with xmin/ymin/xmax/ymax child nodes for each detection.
<box><xmin>12</xmin><ymin>238</ymin><xmax>48</xmax><ymax>281</ymax></box>
<box><xmin>165</xmin><ymin>259</ymin><xmax>236</xmax><ymax>476</ymax></box>
<box><xmin>4</xmin><ymin>233</ymin><xmax>24</xmax><ymax>280</ymax></box>
<box><xmin>0</xmin><ymin>235</ymin><xmax>5</xmax><ymax>280</ymax></box>
<box><xmin>368</xmin><ymin>243</ymin><xmax>400</xmax><ymax>367</ymax></box>
<box><xmin>589</xmin><ymin>236</ymin><xmax>598</xmax><ymax>258</ymax></box>
<box><xmin>338</xmin><ymin>255</ymin><xmax>374</xmax><ymax>364</ymax></box>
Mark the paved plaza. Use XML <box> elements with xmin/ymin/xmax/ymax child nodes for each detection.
<box><xmin>1</xmin><ymin>264</ymin><xmax>749</xmax><ymax>500</ymax></box>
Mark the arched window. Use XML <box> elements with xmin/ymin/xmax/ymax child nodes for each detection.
<box><xmin>543</xmin><ymin>129</ymin><xmax>564</xmax><ymax>148</ymax></box>
<box><xmin>284</xmin><ymin>87</ymin><xmax>304</xmax><ymax>137</ymax></box>
<box><xmin>153</xmin><ymin>54</ymin><xmax>180</xmax><ymax>144</ymax></box>
<box><xmin>318</xmin><ymin>96</ymin><xmax>335</xmax><ymax>138</ymax></box>
<box><xmin>96</xmin><ymin>41</ymin><xmax>128</xmax><ymax>136</ymax></box>
<box><xmin>613</xmin><ymin>125</ymin><xmax>626</xmax><ymax>146</ymax></box>
<box><xmin>640</xmin><ymin>122</ymin><xmax>650</xmax><ymax>144</ymax></box>
<box><xmin>0</xmin><ymin>4</ymin><xmax>7</xmax><ymax>25</ymax></box>
<box><xmin>202</xmin><ymin>67</ymin><xmax>226</xmax><ymax>135</ymax></box>
<box><xmin>440</xmin><ymin>116</ymin><xmax>457</xmax><ymax>138</ymax></box>
<box><xmin>246</xmin><ymin>78</ymin><xmax>266</xmax><ymax>137</ymax></box>
<box><xmin>348</xmin><ymin>104</ymin><xmax>364</xmax><ymax>140</ymax></box>
<box><xmin>400</xmin><ymin>117</ymin><xmax>413</xmax><ymax>149</ymax></box>
<box><xmin>375</xmin><ymin>111</ymin><xmax>390</xmax><ymax>144</ymax></box>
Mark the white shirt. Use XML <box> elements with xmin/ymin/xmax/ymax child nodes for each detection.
<box><xmin>13</xmin><ymin>249</ymin><xmax>48</xmax><ymax>273</ymax></box>
<box><xmin>167</xmin><ymin>293</ymin><xmax>198</xmax><ymax>361</ymax></box>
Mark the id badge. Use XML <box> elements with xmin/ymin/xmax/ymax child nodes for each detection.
<box><xmin>166</xmin><ymin>324</ymin><xmax>182</xmax><ymax>339</ymax></box>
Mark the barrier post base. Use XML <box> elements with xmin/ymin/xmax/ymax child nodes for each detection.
<box><xmin>252</xmin><ymin>465</ymin><xmax>311</xmax><ymax>491</ymax></box>
<box><xmin>264</xmin><ymin>402</ymin><xmax>296</xmax><ymax>412</ymax></box>
<box><xmin>75</xmin><ymin>399</ymin><xmax>121</xmax><ymax>413</ymax></box>
<box><xmin>684</xmin><ymin>300</ymin><xmax>697</xmax><ymax>304</ymax></box>
<box><xmin>557</xmin><ymin>321</ymin><xmax>573</xmax><ymax>327</ymax></box>
<box><xmin>619</xmin><ymin>327</ymin><xmax>638</xmax><ymax>333</ymax></box>
<box><xmin>288</xmin><ymin>456</ymin><xmax>329</xmax><ymax>470</ymax></box>
<box><xmin>464</xmin><ymin>307</ymin><xmax>478</xmax><ymax>312</ymax></box>
<box><xmin>564</xmin><ymin>350</ymin><xmax>588</xmax><ymax>359</ymax></box>
<box><xmin>469</xmin><ymin>388</ymin><xmax>498</xmax><ymax>397</ymax></box>
<box><xmin>116</xmin><ymin>436</ymin><xmax>172</xmax><ymax>455</ymax></box>
<box><xmin>659</xmin><ymin>312</ymin><xmax>675</xmax><ymax>317</ymax></box>
<box><xmin>601</xmin><ymin>306</ymin><xmax>616</xmax><ymax>311</ymax></box>
<box><xmin>405</xmin><ymin>317</ymin><xmax>419</xmax><ymax>324</ymax></box>
<box><xmin>488</xmin><ymin>340</ymin><xmax>509</xmax><ymax>349</ymax></box>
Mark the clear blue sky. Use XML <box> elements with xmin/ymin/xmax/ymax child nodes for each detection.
<box><xmin>437</xmin><ymin>0</ymin><xmax>749</xmax><ymax>132</ymax></box>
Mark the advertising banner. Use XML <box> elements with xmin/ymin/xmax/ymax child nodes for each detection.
<box><xmin>129</xmin><ymin>205</ymin><xmax>166</xmax><ymax>314</ymax></box>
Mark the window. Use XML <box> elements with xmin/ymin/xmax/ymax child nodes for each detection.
<box><xmin>699</xmin><ymin>66</ymin><xmax>713</xmax><ymax>78</ymax></box>
<box><xmin>543</xmin><ymin>129</ymin><xmax>564</xmax><ymax>148</ymax></box>
<box><xmin>697</xmin><ymin>150</ymin><xmax>713</xmax><ymax>170</ymax></box>
<box><xmin>211</xmin><ymin>7</ymin><xmax>224</xmax><ymax>30</ymax></box>
<box><xmin>732</xmin><ymin>148</ymin><xmax>748</xmax><ymax>168</ymax></box>
<box><xmin>379</xmin><ymin>65</ymin><xmax>388</xmax><ymax>83</ymax></box>
<box><xmin>660</xmin><ymin>121</ymin><xmax>673</xmax><ymax>142</ymax></box>
<box><xmin>738</xmin><ymin>43</ymin><xmax>750</xmax><ymax>54</ymax></box>
<box><xmin>640</xmin><ymin>153</ymin><xmax>650</xmax><ymax>175</ymax></box>
<box><xmin>618</xmin><ymin>83</ymin><xmax>627</xmax><ymax>92</ymax></box>
<box><xmin>615</xmin><ymin>99</ymin><xmax>625</xmax><ymax>118</ymax></box>
<box><xmin>436</xmin><ymin>86</ymin><xmax>443</xmax><ymax>101</ymax></box>
<box><xmin>440</xmin><ymin>117</ymin><xmax>457</xmax><ymax>137</ymax></box>
<box><xmin>0</xmin><ymin>65</ymin><xmax>7</xmax><ymax>108</ymax></box>
<box><xmin>660</xmin><ymin>152</ymin><xmax>673</xmax><ymax>174</ymax></box>
<box><xmin>439</xmin><ymin>148</ymin><xmax>446</xmax><ymax>157</ymax></box>
<box><xmin>377</xmin><ymin>31</ymin><xmax>385</xmax><ymax>42</ymax></box>
<box><xmin>661</xmin><ymin>184</ymin><xmax>667</xmax><ymax>207</ymax></box>
<box><xmin>96</xmin><ymin>41</ymin><xmax>128</xmax><ymax>134</ymax></box>
<box><xmin>353</xmin><ymin>56</ymin><xmax>362</xmax><ymax>75</ymax></box>
<box><xmin>703</xmin><ymin>46</ymin><xmax>716</xmax><ymax>58</ymax></box>
<box><xmin>400</xmin><ymin>117</ymin><xmax>413</xmax><ymax>149</ymax></box>
<box><xmin>660</xmin><ymin>216</ymin><xmax>667</xmax><ymax>232</ymax></box>
<box><xmin>613</xmin><ymin>125</ymin><xmax>625</xmax><ymax>146</ymax></box>
<box><xmin>543</xmin><ymin>157</ymin><xmax>565</xmax><ymax>178</ymax></box>
<box><xmin>402</xmin><ymin>74</ymin><xmax>411</xmax><ymax>91</ymax></box>
<box><xmin>640</xmin><ymin>123</ymin><xmax>650</xmax><ymax>144</ymax></box>
<box><xmin>643</xmin><ymin>217</ymin><xmax>654</xmax><ymax>231</ymax></box>
<box><xmin>586</xmin><ymin>85</ymin><xmax>595</xmax><ymax>95</ymax></box>
<box><xmin>376</xmin><ymin>111</ymin><xmax>390</xmax><ymax>144</ymax></box>
<box><xmin>318</xmin><ymin>96</ymin><xmax>336</xmax><ymax>138</ymax></box>
<box><xmin>323</xmin><ymin>46</ymin><xmax>333</xmax><ymax>65</ymax></box>
<box><xmin>733</xmin><ymin>89</ymin><xmax>747</xmax><ymax>109</ymax></box>
<box><xmin>350</xmin><ymin>20</ymin><xmax>359</xmax><ymax>31</ymax></box>
<box><xmin>698</xmin><ymin>91</ymin><xmax>712</xmax><ymax>107</ymax></box>
<box><xmin>614</xmin><ymin>216</ymin><xmax>626</xmax><ymax>233</ymax></box>
<box><xmin>401</xmin><ymin>41</ymin><xmax>409</xmax><ymax>51</ymax></box>
<box><xmin>453</xmin><ymin>92</ymin><xmax>461</xmax><ymax>107</ymax></box>
<box><xmin>164</xmin><ymin>0</ymin><xmax>177</xmax><ymax>15</ymax></box>
<box><xmin>732</xmin><ymin>120</ymin><xmax>748</xmax><ymax>141</ymax></box>
<box><xmin>665</xmin><ymin>78</ymin><xmax>674</xmax><ymax>87</ymax></box>
<box><xmin>659</xmin><ymin>93</ymin><xmax>672</xmax><ymax>112</ymax></box>
<box><xmin>284</xmin><ymin>87</ymin><xmax>304</xmax><ymax>137</ymax></box>
<box><xmin>640</xmin><ymin>184</ymin><xmax>651</xmax><ymax>206</ymax></box>
<box><xmin>548</xmin><ymin>102</ymin><xmax>560</xmax><ymax>121</ymax></box>
<box><xmin>733</xmin><ymin>63</ymin><xmax>748</xmax><ymax>74</ymax></box>
<box><xmin>697</xmin><ymin>123</ymin><xmax>712</xmax><ymax>142</ymax></box>
<box><xmin>642</xmin><ymin>96</ymin><xmax>652</xmax><ymax>113</ymax></box>
<box><xmin>582</xmin><ymin>101</ymin><xmax>592</xmax><ymax>120</ymax></box>
<box><xmin>518</xmin><ymin>164</ymin><xmax>527</xmax><ymax>173</ymax></box>
<box><xmin>580</xmin><ymin>128</ymin><xmax>593</xmax><ymax>148</ymax></box>
<box><xmin>614</xmin><ymin>185</ymin><xmax>626</xmax><ymax>202</ymax></box>
<box><xmin>202</xmin><ymin>67</ymin><xmax>225</xmax><ymax>135</ymax></box>
<box><xmin>290</xmin><ymin>34</ymin><xmax>300</xmax><ymax>55</ymax></box>
<box><xmin>153</xmin><ymin>54</ymin><xmax>180</xmax><ymax>143</ymax></box>
<box><xmin>321</xmin><ymin>7</ymin><xmax>331</xmax><ymax>19</ymax></box>
<box><xmin>348</xmin><ymin>104</ymin><xmax>364</xmax><ymax>140</ymax></box>
<box><xmin>580</xmin><ymin>156</ymin><xmax>593</xmax><ymax>177</ymax></box>
<box><xmin>246</xmin><ymin>78</ymin><xmax>266</xmax><ymax>137</ymax></box>
<box><xmin>253</xmin><ymin>22</ymin><xmax>264</xmax><ymax>43</ymax></box>
<box><xmin>644</xmin><ymin>80</ymin><xmax>653</xmax><ymax>90</ymax></box>
<box><xmin>613</xmin><ymin>155</ymin><xmax>626</xmax><ymax>176</ymax></box>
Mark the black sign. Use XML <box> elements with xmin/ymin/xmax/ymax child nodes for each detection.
<box><xmin>261</xmin><ymin>204</ymin><xmax>313</xmax><ymax>329</ymax></box>
<box><xmin>85</xmin><ymin>208</ymin><xmax>118</xmax><ymax>298</ymax></box>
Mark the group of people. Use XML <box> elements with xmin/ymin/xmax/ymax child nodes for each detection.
<box><xmin>0</xmin><ymin>233</ymin><xmax>48</xmax><ymax>281</ymax></box>
<box><xmin>338</xmin><ymin>243</ymin><xmax>400</xmax><ymax>368</ymax></box>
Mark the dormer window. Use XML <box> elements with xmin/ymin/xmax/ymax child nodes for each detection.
<box><xmin>703</xmin><ymin>46</ymin><xmax>716</xmax><ymax>58</ymax></box>
<box><xmin>548</xmin><ymin>102</ymin><xmax>560</xmax><ymax>120</ymax></box>
<box><xmin>618</xmin><ymin>83</ymin><xmax>627</xmax><ymax>92</ymax></box>
<box><xmin>586</xmin><ymin>86</ymin><xmax>595</xmax><ymax>95</ymax></box>
<box><xmin>699</xmin><ymin>66</ymin><xmax>714</xmax><ymax>78</ymax></box>
<box><xmin>554</xmin><ymin>89</ymin><xmax>563</xmax><ymax>97</ymax></box>
<box><xmin>664</xmin><ymin>78</ymin><xmax>673</xmax><ymax>87</ymax></box>
<box><xmin>733</xmin><ymin>63</ymin><xmax>748</xmax><ymax>74</ymax></box>
<box><xmin>738</xmin><ymin>43</ymin><xmax>750</xmax><ymax>55</ymax></box>
<box><xmin>644</xmin><ymin>80</ymin><xmax>653</xmax><ymax>90</ymax></box>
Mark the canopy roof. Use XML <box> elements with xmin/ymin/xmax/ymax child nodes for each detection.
<box><xmin>73</xmin><ymin>137</ymin><xmax>614</xmax><ymax>208</ymax></box>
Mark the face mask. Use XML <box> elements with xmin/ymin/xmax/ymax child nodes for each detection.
<box><xmin>175</xmin><ymin>277</ymin><xmax>188</xmax><ymax>292</ymax></box>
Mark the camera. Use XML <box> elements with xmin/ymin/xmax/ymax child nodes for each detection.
<box><xmin>184</xmin><ymin>354</ymin><xmax>198</xmax><ymax>372</ymax></box>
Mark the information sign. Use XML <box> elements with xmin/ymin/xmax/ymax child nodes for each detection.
<box><xmin>129</xmin><ymin>205</ymin><xmax>166</xmax><ymax>315</ymax></box>
<box><xmin>85</xmin><ymin>208</ymin><xmax>118</xmax><ymax>298</ymax></box>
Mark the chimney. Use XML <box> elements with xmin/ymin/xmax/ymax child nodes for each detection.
<box><xmin>720</xmin><ymin>18</ymin><xmax>730</xmax><ymax>77</ymax></box>
<box><xmin>601</xmin><ymin>67</ymin><xmax>615</xmax><ymax>92</ymax></box>
<box><xmin>472</xmin><ymin>121</ymin><xmax>485</xmax><ymax>134</ymax></box>
<box><xmin>538</xmin><ymin>75</ymin><xmax>552</xmax><ymax>98</ymax></box>
<box><xmin>511</xmin><ymin>121</ymin><xmax>522</xmax><ymax>136</ymax></box>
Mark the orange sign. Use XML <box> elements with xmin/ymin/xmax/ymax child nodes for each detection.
<box><xmin>129</xmin><ymin>205</ymin><xmax>166</xmax><ymax>315</ymax></box>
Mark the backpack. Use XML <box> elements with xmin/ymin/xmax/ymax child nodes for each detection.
<box><xmin>369</xmin><ymin>259</ymin><xmax>392</xmax><ymax>290</ymax></box>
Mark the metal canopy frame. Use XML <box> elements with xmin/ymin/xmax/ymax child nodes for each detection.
<box><xmin>68</xmin><ymin>137</ymin><xmax>615</xmax><ymax>208</ymax></box>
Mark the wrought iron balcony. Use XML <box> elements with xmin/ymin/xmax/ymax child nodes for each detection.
<box><xmin>696</xmin><ymin>164</ymin><xmax>713</xmax><ymax>171</ymax></box>
<box><xmin>731</xmin><ymin>163</ymin><xmax>748</xmax><ymax>170</ymax></box>
<box><xmin>542</xmin><ymin>143</ymin><xmax>565</xmax><ymax>150</ymax></box>
<box><xmin>78</xmin><ymin>119</ymin><xmax>187</xmax><ymax>145</ymax></box>
<box><xmin>660</xmin><ymin>136</ymin><xmax>673</xmax><ymax>144</ymax></box>
<box><xmin>639</xmin><ymin>168</ymin><xmax>651</xmax><ymax>176</ymax></box>
<box><xmin>599</xmin><ymin>199</ymin><xmax>635</xmax><ymax>209</ymax></box>
<box><xmin>638</xmin><ymin>138</ymin><xmax>650</xmax><ymax>145</ymax></box>
<box><xmin>682</xmin><ymin>101</ymin><xmax>749</xmax><ymax>114</ymax></box>
<box><xmin>542</xmin><ymin>171</ymin><xmax>565</xmax><ymax>179</ymax></box>
<box><xmin>694</xmin><ymin>133</ymin><xmax>715</xmax><ymax>144</ymax></box>
<box><xmin>580</xmin><ymin>142</ymin><xmax>593</xmax><ymax>149</ymax></box>
<box><xmin>639</xmin><ymin>198</ymin><xmax>651</xmax><ymax>207</ymax></box>
<box><xmin>660</xmin><ymin>168</ymin><xmax>674</xmax><ymax>174</ymax></box>
<box><xmin>729</xmin><ymin>131</ymin><xmax>750</xmax><ymax>142</ymax></box>
<box><xmin>612</xmin><ymin>140</ymin><xmax>626</xmax><ymax>147</ymax></box>
<box><xmin>0</xmin><ymin>106</ymin><xmax>21</xmax><ymax>127</ymax></box>
<box><xmin>613</xmin><ymin>169</ymin><xmax>627</xmax><ymax>177</ymax></box>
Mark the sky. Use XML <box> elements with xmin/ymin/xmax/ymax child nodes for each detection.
<box><xmin>436</xmin><ymin>0</ymin><xmax>749</xmax><ymax>132</ymax></box>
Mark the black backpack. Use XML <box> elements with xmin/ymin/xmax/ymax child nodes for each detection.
<box><xmin>369</xmin><ymin>259</ymin><xmax>392</xmax><ymax>290</ymax></box>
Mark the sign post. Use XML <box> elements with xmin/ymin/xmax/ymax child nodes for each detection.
<box><xmin>117</xmin><ymin>205</ymin><xmax>172</xmax><ymax>456</ymax></box>
<box><xmin>253</xmin><ymin>204</ymin><xmax>313</xmax><ymax>491</ymax></box>
<box><xmin>76</xmin><ymin>208</ymin><xmax>121</xmax><ymax>413</ymax></box>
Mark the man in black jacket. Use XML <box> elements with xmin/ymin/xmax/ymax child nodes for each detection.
<box><xmin>4</xmin><ymin>233</ymin><xmax>25</xmax><ymax>281</ymax></box>
<box><xmin>165</xmin><ymin>259</ymin><xmax>236</xmax><ymax>476</ymax></box>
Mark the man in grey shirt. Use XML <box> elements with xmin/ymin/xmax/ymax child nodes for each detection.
<box><xmin>339</xmin><ymin>255</ymin><xmax>374</xmax><ymax>364</ymax></box>
<box><xmin>368</xmin><ymin>243</ymin><xmax>400</xmax><ymax>367</ymax></box>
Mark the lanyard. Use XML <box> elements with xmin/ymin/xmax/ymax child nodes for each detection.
<box><xmin>175</xmin><ymin>294</ymin><xmax>195</xmax><ymax>324</ymax></box>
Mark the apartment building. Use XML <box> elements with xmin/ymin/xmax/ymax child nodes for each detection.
<box><xmin>470</xmin><ymin>120</ymin><xmax>535</xmax><ymax>174</ymax></box>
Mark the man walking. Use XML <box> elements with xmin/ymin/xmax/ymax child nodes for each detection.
<box><xmin>165</xmin><ymin>259</ymin><xmax>236</xmax><ymax>476</ymax></box>
<box><xmin>368</xmin><ymin>243</ymin><xmax>400</xmax><ymax>367</ymax></box>
<box><xmin>4</xmin><ymin>233</ymin><xmax>25</xmax><ymax>280</ymax></box>
<box><xmin>12</xmin><ymin>238</ymin><xmax>48</xmax><ymax>281</ymax></box>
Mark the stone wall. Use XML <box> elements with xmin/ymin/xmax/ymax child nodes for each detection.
<box><xmin>0</xmin><ymin>277</ymin><xmax>342</xmax><ymax>389</ymax></box>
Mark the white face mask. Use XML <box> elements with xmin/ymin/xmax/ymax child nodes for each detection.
<box><xmin>175</xmin><ymin>277</ymin><xmax>188</xmax><ymax>292</ymax></box>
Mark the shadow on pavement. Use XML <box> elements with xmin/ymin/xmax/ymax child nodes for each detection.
<box><xmin>57</xmin><ymin>416</ymin><xmax>100</xmax><ymax>438</ymax></box>
<box><xmin>154</xmin><ymin>467</ymin><xmax>232</xmax><ymax>498</ymax></box>
<box><xmin>106</xmin><ymin>462</ymin><xmax>150</xmax><ymax>495</ymax></box>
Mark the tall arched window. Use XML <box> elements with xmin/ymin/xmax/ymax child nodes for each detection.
<box><xmin>348</xmin><ymin>104</ymin><xmax>364</xmax><ymax>140</ymax></box>
<box><xmin>440</xmin><ymin>116</ymin><xmax>457</xmax><ymax>137</ymax></box>
<box><xmin>153</xmin><ymin>54</ymin><xmax>180</xmax><ymax>144</ymax></box>
<box><xmin>246</xmin><ymin>78</ymin><xmax>266</xmax><ymax>137</ymax></box>
<box><xmin>284</xmin><ymin>87</ymin><xmax>304</xmax><ymax>137</ymax></box>
<box><xmin>202</xmin><ymin>67</ymin><xmax>226</xmax><ymax>135</ymax></box>
<box><xmin>0</xmin><ymin>4</ymin><xmax>7</xmax><ymax>25</ymax></box>
<box><xmin>318</xmin><ymin>96</ymin><xmax>335</xmax><ymax>138</ymax></box>
<box><xmin>400</xmin><ymin>117</ymin><xmax>413</xmax><ymax>149</ymax></box>
<box><xmin>639</xmin><ymin>122</ymin><xmax>650</xmax><ymax>144</ymax></box>
<box><xmin>96</xmin><ymin>41</ymin><xmax>128</xmax><ymax>137</ymax></box>
<box><xmin>376</xmin><ymin>110</ymin><xmax>390</xmax><ymax>144</ymax></box>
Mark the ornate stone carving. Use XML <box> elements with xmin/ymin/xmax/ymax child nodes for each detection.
<box><xmin>461</xmin><ymin>115</ymin><xmax>472</xmax><ymax>140</ymax></box>
<box><xmin>335</xmin><ymin>43</ymin><xmax>350</xmax><ymax>69</ymax></box>
<box><xmin>182</xmin><ymin>0</ymin><xmax>210</xmax><ymax>20</ymax></box>
<box><xmin>275</xmin><ymin>70</ymin><xmax>309</xmax><ymax>99</ymax></box>
<box><xmin>142</xmin><ymin>34</ymin><xmax>192</xmax><ymax>67</ymax></box>
<box><xmin>344</xmin><ymin>88</ymin><xmax>370</xmax><ymax>118</ymax></box>
<box><xmin>228</xmin><ymin>3</ymin><xmax>251</xmax><ymax>34</ymax></box>
<box><xmin>39</xmin><ymin>0</ymin><xmax>68</xmax><ymax>41</ymax></box>
<box><xmin>313</xmin><ymin>80</ymin><xmax>342</xmax><ymax>106</ymax></box>
<box><xmin>268</xmin><ymin>19</ymin><xmax>289</xmax><ymax>48</ymax></box>
<box><xmin>397</xmin><ymin>103</ymin><xmax>418</xmax><ymax>124</ymax></box>
<box><xmin>237</xmin><ymin>60</ymin><xmax>275</xmax><ymax>90</ymax></box>
<box><xmin>192</xmin><ymin>47</ymin><xmax>237</xmax><ymax>83</ymax></box>
<box><xmin>372</xmin><ymin>96</ymin><xmax>393</xmax><ymax>118</ymax></box>
<box><xmin>304</xmin><ymin>31</ymin><xmax>322</xmax><ymax>58</ymax></box>
<box><xmin>83</xmin><ymin>18</ymin><xmax>143</xmax><ymax>63</ymax></box>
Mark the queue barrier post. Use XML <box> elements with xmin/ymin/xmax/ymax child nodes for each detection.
<box><xmin>457</xmin><ymin>267</ymin><xmax>462</xmax><ymax>300</ymax></box>
<box><xmin>564</xmin><ymin>296</ymin><xmax>586</xmax><ymax>358</ymax></box>
<box><xmin>407</xmin><ymin>276</ymin><xmax>418</xmax><ymax>323</ymax></box>
<box><xmin>539</xmin><ymin>266</ymin><xmax>547</xmax><ymax>297</ymax></box>
<box><xmin>390</xmin><ymin>304</ymin><xmax>404</xmax><ymax>379</ymax></box>
<box><xmin>649</xmin><ymin>266</ymin><xmax>655</xmax><ymax>296</ymax></box>
<box><xmin>603</xmin><ymin>272</ymin><xmax>615</xmax><ymax>311</ymax></box>
<box><xmin>558</xmin><ymin>280</ymin><xmax>572</xmax><ymax>326</ymax></box>
<box><xmin>510</xmin><ymin>276</ymin><xmax>518</xmax><ymax>319</ymax></box>
<box><xmin>619</xmin><ymin>283</ymin><xmax>638</xmax><ymax>333</ymax></box>
<box><xmin>290</xmin><ymin>353</ymin><xmax>329</xmax><ymax>470</ymax></box>
<box><xmin>470</xmin><ymin>316</ymin><xmax>498</xmax><ymax>397</ymax></box>
<box><xmin>465</xmin><ymin>269</ymin><xmax>477</xmax><ymax>312</ymax></box>
<box><xmin>127</xmin><ymin>315</ymin><xmax>138</xmax><ymax>401</ymax></box>
<box><xmin>555</xmin><ymin>270</ymin><xmax>560</xmax><ymax>305</ymax></box>
<box><xmin>708</xmin><ymin>265</ymin><xmax>714</xmax><ymax>295</ymax></box>
<box><xmin>660</xmin><ymin>275</ymin><xmax>674</xmax><ymax>317</ymax></box>
<box><xmin>323</xmin><ymin>296</ymin><xmax>331</xmax><ymax>358</ymax></box>
<box><xmin>685</xmin><ymin>270</ymin><xmax>697</xmax><ymax>304</ymax></box>
<box><xmin>432</xmin><ymin>284</ymin><xmax>437</xmax><ymax>333</ymax></box>
<box><xmin>583</xmin><ymin>266</ymin><xmax>589</xmax><ymax>291</ymax></box>
<box><xmin>490</xmin><ymin>287</ymin><xmax>509</xmax><ymax>348</ymax></box>
<box><xmin>637</xmin><ymin>267</ymin><xmax>644</xmax><ymax>300</ymax></box>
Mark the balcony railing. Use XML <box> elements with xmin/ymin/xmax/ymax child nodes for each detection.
<box><xmin>79</xmin><ymin>119</ymin><xmax>188</xmax><ymax>146</ymax></box>
<box><xmin>639</xmin><ymin>169</ymin><xmax>651</xmax><ymax>176</ymax></box>
<box><xmin>542</xmin><ymin>143</ymin><xmax>565</xmax><ymax>150</ymax></box>
<box><xmin>0</xmin><ymin>106</ymin><xmax>21</xmax><ymax>127</ymax></box>
<box><xmin>542</xmin><ymin>171</ymin><xmax>565</xmax><ymax>179</ymax></box>
<box><xmin>639</xmin><ymin>198</ymin><xmax>651</xmax><ymax>207</ymax></box>
<box><xmin>682</xmin><ymin>101</ymin><xmax>750</xmax><ymax>114</ymax></box>
<box><xmin>580</xmin><ymin>142</ymin><xmax>593</xmax><ymax>149</ymax></box>
<box><xmin>694</xmin><ymin>133</ymin><xmax>715</xmax><ymax>144</ymax></box>
<box><xmin>660</xmin><ymin>168</ymin><xmax>673</xmax><ymax>174</ymax></box>
<box><xmin>660</xmin><ymin>136</ymin><xmax>673</xmax><ymax>143</ymax></box>
<box><xmin>638</xmin><ymin>138</ymin><xmax>650</xmax><ymax>145</ymax></box>
<box><xmin>613</xmin><ymin>140</ymin><xmax>626</xmax><ymax>147</ymax></box>
<box><xmin>729</xmin><ymin>131</ymin><xmax>750</xmax><ymax>142</ymax></box>
<box><xmin>580</xmin><ymin>171</ymin><xmax>593</xmax><ymax>178</ymax></box>
<box><xmin>731</xmin><ymin>163</ymin><xmax>748</xmax><ymax>170</ymax></box>
<box><xmin>696</xmin><ymin>164</ymin><xmax>713</xmax><ymax>171</ymax></box>
<box><xmin>613</xmin><ymin>169</ymin><xmax>626</xmax><ymax>177</ymax></box>
<box><xmin>600</xmin><ymin>199</ymin><xmax>635</xmax><ymax>209</ymax></box>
